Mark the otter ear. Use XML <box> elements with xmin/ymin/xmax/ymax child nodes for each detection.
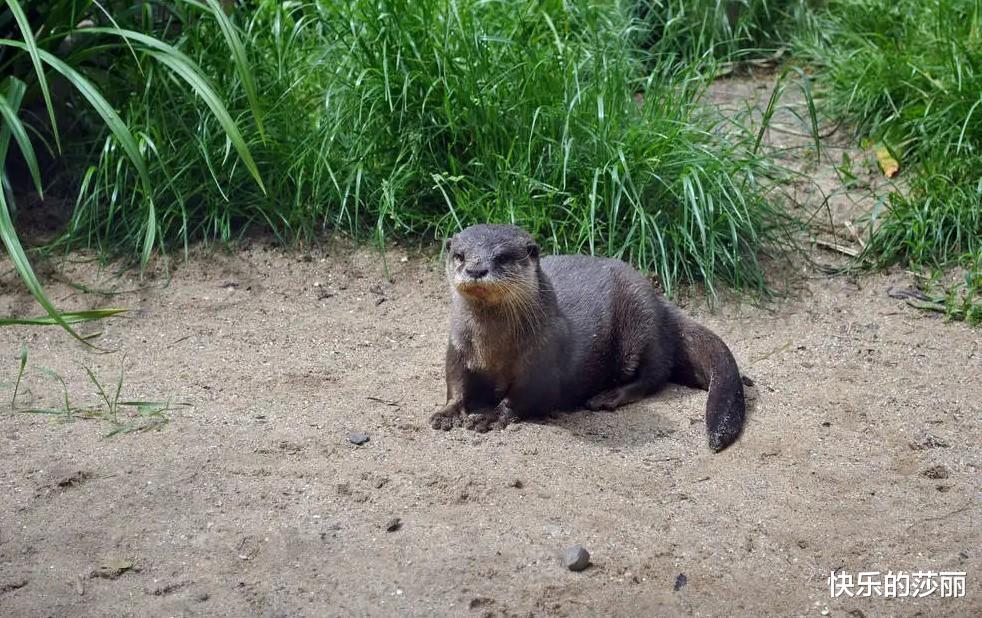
<box><xmin>444</xmin><ymin>238</ymin><xmax>453</xmax><ymax>254</ymax></box>
<box><xmin>526</xmin><ymin>243</ymin><xmax>539</xmax><ymax>259</ymax></box>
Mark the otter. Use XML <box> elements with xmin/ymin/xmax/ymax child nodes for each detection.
<box><xmin>429</xmin><ymin>224</ymin><xmax>746</xmax><ymax>452</ymax></box>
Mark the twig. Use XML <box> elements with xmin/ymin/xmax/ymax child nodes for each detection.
<box><xmin>813</xmin><ymin>238</ymin><xmax>861</xmax><ymax>257</ymax></box>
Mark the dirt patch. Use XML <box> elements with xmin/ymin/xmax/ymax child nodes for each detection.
<box><xmin>1</xmin><ymin>237</ymin><xmax>979</xmax><ymax>616</ymax></box>
<box><xmin>1</xmin><ymin>73</ymin><xmax>980</xmax><ymax>616</ymax></box>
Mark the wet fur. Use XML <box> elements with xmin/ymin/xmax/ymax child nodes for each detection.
<box><xmin>431</xmin><ymin>224</ymin><xmax>745</xmax><ymax>451</ymax></box>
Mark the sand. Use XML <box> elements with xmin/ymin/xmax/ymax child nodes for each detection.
<box><xmin>0</xmin><ymin>72</ymin><xmax>979</xmax><ymax>617</ymax></box>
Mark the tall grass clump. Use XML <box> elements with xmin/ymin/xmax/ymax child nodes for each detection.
<box><xmin>62</xmin><ymin>0</ymin><xmax>785</xmax><ymax>298</ymax></box>
<box><xmin>797</xmin><ymin>0</ymin><xmax>981</xmax><ymax>320</ymax></box>
<box><xmin>633</xmin><ymin>0</ymin><xmax>811</xmax><ymax>62</ymax></box>
<box><xmin>797</xmin><ymin>0</ymin><xmax>981</xmax><ymax>266</ymax></box>
<box><xmin>0</xmin><ymin>0</ymin><xmax>263</xmax><ymax>340</ymax></box>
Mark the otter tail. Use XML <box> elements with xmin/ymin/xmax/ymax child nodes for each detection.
<box><xmin>668</xmin><ymin>309</ymin><xmax>746</xmax><ymax>452</ymax></box>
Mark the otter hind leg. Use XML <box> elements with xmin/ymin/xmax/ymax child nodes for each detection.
<box><xmin>585</xmin><ymin>337</ymin><xmax>673</xmax><ymax>411</ymax></box>
<box><xmin>585</xmin><ymin>380</ymin><xmax>650</xmax><ymax>411</ymax></box>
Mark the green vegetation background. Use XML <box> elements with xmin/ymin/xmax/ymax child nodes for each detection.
<box><xmin>1</xmin><ymin>0</ymin><xmax>979</xmax><ymax>334</ymax></box>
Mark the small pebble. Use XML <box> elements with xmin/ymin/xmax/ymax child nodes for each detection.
<box><xmin>347</xmin><ymin>432</ymin><xmax>370</xmax><ymax>445</ymax></box>
<box><xmin>385</xmin><ymin>517</ymin><xmax>402</xmax><ymax>532</ymax></box>
<box><xmin>562</xmin><ymin>545</ymin><xmax>590</xmax><ymax>572</ymax></box>
<box><xmin>195</xmin><ymin>592</ymin><xmax>210</xmax><ymax>602</ymax></box>
<box><xmin>673</xmin><ymin>573</ymin><xmax>687</xmax><ymax>591</ymax></box>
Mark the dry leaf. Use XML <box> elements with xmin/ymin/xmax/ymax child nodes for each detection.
<box><xmin>875</xmin><ymin>146</ymin><xmax>900</xmax><ymax>177</ymax></box>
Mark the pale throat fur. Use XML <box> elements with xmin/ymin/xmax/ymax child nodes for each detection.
<box><xmin>446</xmin><ymin>241</ymin><xmax>544</xmax><ymax>393</ymax></box>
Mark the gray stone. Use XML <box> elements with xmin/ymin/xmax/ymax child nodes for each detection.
<box><xmin>347</xmin><ymin>432</ymin><xmax>370</xmax><ymax>445</ymax></box>
<box><xmin>562</xmin><ymin>545</ymin><xmax>590</xmax><ymax>572</ymax></box>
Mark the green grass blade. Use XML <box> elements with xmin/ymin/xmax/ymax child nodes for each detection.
<box><xmin>0</xmin><ymin>80</ymin><xmax>89</xmax><ymax>344</ymax></box>
<box><xmin>0</xmin><ymin>80</ymin><xmax>43</xmax><ymax>197</ymax></box>
<box><xmin>37</xmin><ymin>365</ymin><xmax>71</xmax><ymax>417</ymax></box>
<box><xmin>0</xmin><ymin>39</ymin><xmax>153</xmax><ymax>202</ymax></box>
<box><xmin>0</xmin><ymin>37</ymin><xmax>161</xmax><ymax>263</ymax></box>
<box><xmin>203</xmin><ymin>0</ymin><xmax>266</xmax><ymax>141</ymax></box>
<box><xmin>147</xmin><ymin>50</ymin><xmax>265</xmax><ymax>194</ymax></box>
<box><xmin>3</xmin><ymin>0</ymin><xmax>60</xmax><ymax>151</ymax></box>
<box><xmin>75</xmin><ymin>27</ymin><xmax>265</xmax><ymax>194</ymax></box>
<box><xmin>11</xmin><ymin>344</ymin><xmax>27</xmax><ymax>407</ymax></box>
<box><xmin>791</xmin><ymin>66</ymin><xmax>822</xmax><ymax>159</ymax></box>
<box><xmin>20</xmin><ymin>408</ymin><xmax>66</xmax><ymax>416</ymax></box>
<box><xmin>81</xmin><ymin>363</ymin><xmax>112</xmax><ymax>411</ymax></box>
<box><xmin>119</xmin><ymin>400</ymin><xmax>192</xmax><ymax>410</ymax></box>
<box><xmin>104</xmin><ymin>424</ymin><xmax>126</xmax><ymax>438</ymax></box>
<box><xmin>112</xmin><ymin>353</ymin><xmax>126</xmax><ymax>414</ymax></box>
<box><xmin>0</xmin><ymin>308</ymin><xmax>128</xmax><ymax>326</ymax></box>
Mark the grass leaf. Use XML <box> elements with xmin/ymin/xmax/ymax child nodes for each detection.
<box><xmin>78</xmin><ymin>27</ymin><xmax>266</xmax><ymax>193</ymax></box>
<box><xmin>203</xmin><ymin>0</ymin><xmax>266</xmax><ymax>141</ymax></box>
<box><xmin>11</xmin><ymin>344</ymin><xmax>27</xmax><ymax>407</ymax></box>
<box><xmin>148</xmin><ymin>49</ymin><xmax>266</xmax><ymax>194</ymax></box>
<box><xmin>0</xmin><ymin>78</ymin><xmax>90</xmax><ymax>343</ymax></box>
<box><xmin>3</xmin><ymin>0</ymin><xmax>60</xmax><ymax>151</ymax></box>
<box><xmin>0</xmin><ymin>308</ymin><xmax>128</xmax><ymax>326</ymax></box>
<box><xmin>0</xmin><ymin>38</ymin><xmax>153</xmax><ymax>203</ymax></box>
<box><xmin>0</xmin><ymin>80</ymin><xmax>43</xmax><ymax>197</ymax></box>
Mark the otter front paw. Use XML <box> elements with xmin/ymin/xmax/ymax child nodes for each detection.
<box><xmin>463</xmin><ymin>412</ymin><xmax>510</xmax><ymax>433</ymax></box>
<box><xmin>430</xmin><ymin>404</ymin><xmax>464</xmax><ymax>431</ymax></box>
<box><xmin>463</xmin><ymin>405</ymin><xmax>518</xmax><ymax>432</ymax></box>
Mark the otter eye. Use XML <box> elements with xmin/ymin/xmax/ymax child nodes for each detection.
<box><xmin>494</xmin><ymin>249</ymin><xmax>525</xmax><ymax>265</ymax></box>
<box><xmin>452</xmin><ymin>252</ymin><xmax>464</xmax><ymax>263</ymax></box>
<box><xmin>493</xmin><ymin>252</ymin><xmax>513</xmax><ymax>265</ymax></box>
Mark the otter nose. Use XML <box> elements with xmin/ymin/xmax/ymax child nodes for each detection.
<box><xmin>465</xmin><ymin>265</ymin><xmax>489</xmax><ymax>279</ymax></box>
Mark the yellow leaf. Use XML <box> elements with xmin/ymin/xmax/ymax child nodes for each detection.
<box><xmin>875</xmin><ymin>146</ymin><xmax>900</xmax><ymax>177</ymax></box>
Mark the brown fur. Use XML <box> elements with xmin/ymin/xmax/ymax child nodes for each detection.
<box><xmin>430</xmin><ymin>224</ymin><xmax>745</xmax><ymax>451</ymax></box>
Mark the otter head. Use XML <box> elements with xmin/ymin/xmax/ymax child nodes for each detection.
<box><xmin>444</xmin><ymin>224</ymin><xmax>540</xmax><ymax>306</ymax></box>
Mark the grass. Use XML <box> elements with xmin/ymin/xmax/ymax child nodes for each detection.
<box><xmin>3</xmin><ymin>0</ymin><xmax>978</xmax><ymax>329</ymax></box>
<box><xmin>0</xmin><ymin>0</ymin><xmax>263</xmax><ymax>339</ymax></box>
<box><xmin>796</xmin><ymin>0</ymin><xmax>982</xmax><ymax>320</ymax></box>
<box><xmin>8</xmin><ymin>348</ymin><xmax>189</xmax><ymax>436</ymax></box>
<box><xmin>51</xmin><ymin>0</ymin><xmax>787</xmax><ymax>299</ymax></box>
<box><xmin>905</xmin><ymin>257</ymin><xmax>981</xmax><ymax>324</ymax></box>
<box><xmin>634</xmin><ymin>0</ymin><xmax>810</xmax><ymax>63</ymax></box>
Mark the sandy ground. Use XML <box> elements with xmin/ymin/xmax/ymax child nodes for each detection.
<box><xmin>1</xmin><ymin>74</ymin><xmax>980</xmax><ymax>617</ymax></box>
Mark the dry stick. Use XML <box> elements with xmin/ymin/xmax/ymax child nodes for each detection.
<box><xmin>813</xmin><ymin>238</ymin><xmax>862</xmax><ymax>257</ymax></box>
